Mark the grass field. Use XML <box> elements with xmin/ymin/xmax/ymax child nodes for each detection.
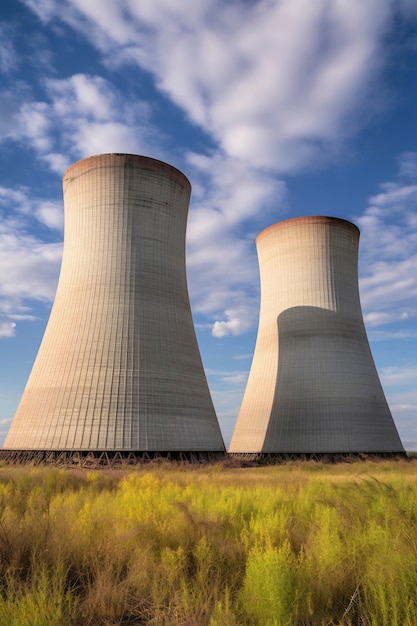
<box><xmin>0</xmin><ymin>458</ymin><xmax>416</xmax><ymax>625</ymax></box>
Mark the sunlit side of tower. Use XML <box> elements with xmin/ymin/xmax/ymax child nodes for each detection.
<box><xmin>229</xmin><ymin>216</ymin><xmax>404</xmax><ymax>455</ymax></box>
<box><xmin>4</xmin><ymin>154</ymin><xmax>225</xmax><ymax>458</ymax></box>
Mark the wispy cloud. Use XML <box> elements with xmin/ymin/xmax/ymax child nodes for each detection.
<box><xmin>0</xmin><ymin>322</ymin><xmax>16</xmax><ymax>338</ymax></box>
<box><xmin>3</xmin><ymin>1</ymin><xmax>415</xmax><ymax>349</ymax></box>
<box><xmin>380</xmin><ymin>365</ymin><xmax>417</xmax><ymax>387</ymax></box>
<box><xmin>358</xmin><ymin>152</ymin><xmax>417</xmax><ymax>331</ymax></box>
<box><xmin>22</xmin><ymin>0</ymin><xmax>407</xmax><ymax>174</ymax></box>
<box><xmin>0</xmin><ymin>185</ymin><xmax>63</xmax><ymax>230</ymax></box>
<box><xmin>0</xmin><ymin>226</ymin><xmax>61</xmax><ymax>301</ymax></box>
<box><xmin>185</xmin><ymin>151</ymin><xmax>287</xmax><ymax>335</ymax></box>
<box><xmin>0</xmin><ymin>23</ymin><xmax>18</xmax><ymax>73</ymax></box>
<box><xmin>5</xmin><ymin>73</ymin><xmax>159</xmax><ymax>173</ymax></box>
<box><xmin>206</xmin><ymin>365</ymin><xmax>249</xmax><ymax>445</ymax></box>
<box><xmin>212</xmin><ymin>307</ymin><xmax>254</xmax><ymax>339</ymax></box>
<box><xmin>381</xmin><ymin>365</ymin><xmax>417</xmax><ymax>450</ymax></box>
<box><xmin>0</xmin><ymin>185</ymin><xmax>62</xmax><ymax>333</ymax></box>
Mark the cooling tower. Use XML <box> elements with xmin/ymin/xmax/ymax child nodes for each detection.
<box><xmin>229</xmin><ymin>216</ymin><xmax>404</xmax><ymax>455</ymax></box>
<box><xmin>3</xmin><ymin>154</ymin><xmax>225</xmax><ymax>461</ymax></box>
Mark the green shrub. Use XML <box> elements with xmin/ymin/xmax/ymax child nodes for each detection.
<box><xmin>0</xmin><ymin>460</ymin><xmax>415</xmax><ymax>624</ymax></box>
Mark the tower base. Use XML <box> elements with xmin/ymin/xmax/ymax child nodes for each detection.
<box><xmin>0</xmin><ymin>449</ymin><xmax>227</xmax><ymax>467</ymax></box>
<box><xmin>228</xmin><ymin>452</ymin><xmax>407</xmax><ymax>464</ymax></box>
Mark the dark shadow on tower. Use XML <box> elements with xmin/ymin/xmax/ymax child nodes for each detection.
<box><xmin>262</xmin><ymin>306</ymin><xmax>404</xmax><ymax>453</ymax></box>
<box><xmin>229</xmin><ymin>216</ymin><xmax>405</xmax><ymax>456</ymax></box>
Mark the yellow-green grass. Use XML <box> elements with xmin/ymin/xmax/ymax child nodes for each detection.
<box><xmin>0</xmin><ymin>459</ymin><xmax>416</xmax><ymax>625</ymax></box>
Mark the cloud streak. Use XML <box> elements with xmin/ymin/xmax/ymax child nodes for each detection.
<box><xmin>5</xmin><ymin>1</ymin><xmax>413</xmax><ymax>340</ymax></box>
<box><xmin>358</xmin><ymin>152</ymin><xmax>417</xmax><ymax>332</ymax></box>
<box><xmin>4</xmin><ymin>73</ymin><xmax>157</xmax><ymax>173</ymax></box>
<box><xmin>0</xmin><ymin>185</ymin><xmax>62</xmax><ymax>334</ymax></box>
<box><xmin>22</xmin><ymin>0</ymin><xmax>403</xmax><ymax>173</ymax></box>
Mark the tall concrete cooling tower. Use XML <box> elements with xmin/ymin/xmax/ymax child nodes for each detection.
<box><xmin>229</xmin><ymin>216</ymin><xmax>404</xmax><ymax>456</ymax></box>
<box><xmin>3</xmin><ymin>154</ymin><xmax>225</xmax><ymax>462</ymax></box>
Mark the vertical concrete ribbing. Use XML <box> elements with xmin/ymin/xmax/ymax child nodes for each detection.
<box><xmin>229</xmin><ymin>216</ymin><xmax>404</xmax><ymax>454</ymax></box>
<box><xmin>5</xmin><ymin>154</ymin><xmax>224</xmax><ymax>453</ymax></box>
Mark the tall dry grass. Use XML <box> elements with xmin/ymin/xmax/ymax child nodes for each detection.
<box><xmin>0</xmin><ymin>459</ymin><xmax>415</xmax><ymax>625</ymax></box>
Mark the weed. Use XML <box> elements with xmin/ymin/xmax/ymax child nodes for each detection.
<box><xmin>0</xmin><ymin>461</ymin><xmax>415</xmax><ymax>624</ymax></box>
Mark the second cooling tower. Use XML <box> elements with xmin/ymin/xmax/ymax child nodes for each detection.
<box><xmin>4</xmin><ymin>154</ymin><xmax>225</xmax><ymax>457</ymax></box>
<box><xmin>229</xmin><ymin>216</ymin><xmax>404</xmax><ymax>455</ymax></box>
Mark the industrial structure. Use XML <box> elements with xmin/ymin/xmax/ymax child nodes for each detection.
<box><xmin>3</xmin><ymin>154</ymin><xmax>225</xmax><ymax>463</ymax></box>
<box><xmin>229</xmin><ymin>216</ymin><xmax>404</xmax><ymax>457</ymax></box>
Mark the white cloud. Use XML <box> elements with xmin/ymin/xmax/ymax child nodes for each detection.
<box><xmin>364</xmin><ymin>311</ymin><xmax>400</xmax><ymax>327</ymax></box>
<box><xmin>206</xmin><ymin>364</ymin><xmax>249</xmax><ymax>445</ymax></box>
<box><xmin>2</xmin><ymin>78</ymin><xmax>287</xmax><ymax>342</ymax></box>
<box><xmin>0</xmin><ymin>418</ymin><xmax>13</xmax><ymax>444</ymax></box>
<box><xmin>380</xmin><ymin>366</ymin><xmax>417</xmax><ymax>387</ymax></box>
<box><xmin>47</xmin><ymin>74</ymin><xmax>118</xmax><ymax>121</ymax></box>
<box><xmin>358</xmin><ymin>152</ymin><xmax>417</xmax><ymax>329</ymax></box>
<box><xmin>185</xmin><ymin>150</ymin><xmax>287</xmax><ymax>336</ymax></box>
<box><xmin>234</xmin><ymin>353</ymin><xmax>253</xmax><ymax>361</ymax></box>
<box><xmin>0</xmin><ymin>228</ymin><xmax>61</xmax><ymax>337</ymax></box>
<box><xmin>0</xmin><ymin>227</ymin><xmax>61</xmax><ymax>301</ymax></box>
<box><xmin>398</xmin><ymin>152</ymin><xmax>417</xmax><ymax>181</ymax></box>
<box><xmin>19</xmin><ymin>101</ymin><xmax>52</xmax><ymax>151</ymax></box>
<box><xmin>70</xmin><ymin>120</ymin><xmax>147</xmax><ymax>158</ymax></box>
<box><xmin>0</xmin><ymin>186</ymin><xmax>31</xmax><ymax>212</ymax></box>
<box><xmin>212</xmin><ymin>306</ymin><xmax>254</xmax><ymax>338</ymax></box>
<box><xmin>367</xmin><ymin>329</ymin><xmax>417</xmax><ymax>341</ymax></box>
<box><xmin>187</xmin><ymin>151</ymin><xmax>286</xmax><ymax>226</ymax></box>
<box><xmin>0</xmin><ymin>185</ymin><xmax>63</xmax><ymax>333</ymax></box>
<box><xmin>35</xmin><ymin>201</ymin><xmax>63</xmax><ymax>230</ymax></box>
<box><xmin>0</xmin><ymin>186</ymin><xmax>63</xmax><ymax>230</ymax></box>
<box><xmin>360</xmin><ymin>256</ymin><xmax>417</xmax><ymax>318</ymax></box>
<box><xmin>20</xmin><ymin>0</ymin><xmax>408</xmax><ymax>173</ymax></box>
<box><xmin>52</xmin><ymin>74</ymin><xmax>154</xmax><ymax>157</ymax></box>
<box><xmin>0</xmin><ymin>88</ymin><xmax>26</xmax><ymax>138</ymax></box>
<box><xmin>41</xmin><ymin>152</ymin><xmax>71</xmax><ymax>174</ymax></box>
<box><xmin>382</xmin><ymin>368</ymin><xmax>417</xmax><ymax>450</ymax></box>
<box><xmin>6</xmin><ymin>2</ymin><xmax>416</xmax><ymax>347</ymax></box>
<box><xmin>70</xmin><ymin>0</ymin><xmax>137</xmax><ymax>46</ymax></box>
<box><xmin>6</xmin><ymin>72</ymin><xmax>157</xmax><ymax>171</ymax></box>
<box><xmin>0</xmin><ymin>24</ymin><xmax>18</xmax><ymax>73</ymax></box>
<box><xmin>21</xmin><ymin>0</ymin><xmax>58</xmax><ymax>23</ymax></box>
<box><xmin>368</xmin><ymin>184</ymin><xmax>417</xmax><ymax>211</ymax></box>
<box><xmin>220</xmin><ymin>373</ymin><xmax>248</xmax><ymax>384</ymax></box>
<box><xmin>0</xmin><ymin>322</ymin><xmax>16</xmax><ymax>338</ymax></box>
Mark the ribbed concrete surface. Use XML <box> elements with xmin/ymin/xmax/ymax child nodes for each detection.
<box><xmin>5</xmin><ymin>154</ymin><xmax>225</xmax><ymax>452</ymax></box>
<box><xmin>229</xmin><ymin>216</ymin><xmax>404</xmax><ymax>454</ymax></box>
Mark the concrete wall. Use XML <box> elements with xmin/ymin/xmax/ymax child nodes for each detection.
<box><xmin>229</xmin><ymin>216</ymin><xmax>404</xmax><ymax>454</ymax></box>
<box><xmin>5</xmin><ymin>154</ymin><xmax>225</xmax><ymax>452</ymax></box>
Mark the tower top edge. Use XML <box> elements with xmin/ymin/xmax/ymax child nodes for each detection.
<box><xmin>256</xmin><ymin>216</ymin><xmax>359</xmax><ymax>242</ymax></box>
<box><xmin>63</xmin><ymin>154</ymin><xmax>191</xmax><ymax>190</ymax></box>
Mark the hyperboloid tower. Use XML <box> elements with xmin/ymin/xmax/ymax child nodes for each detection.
<box><xmin>229</xmin><ymin>216</ymin><xmax>404</xmax><ymax>457</ymax></box>
<box><xmin>3</xmin><ymin>154</ymin><xmax>225</xmax><ymax>462</ymax></box>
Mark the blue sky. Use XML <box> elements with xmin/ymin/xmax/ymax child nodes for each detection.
<box><xmin>0</xmin><ymin>0</ymin><xmax>416</xmax><ymax>449</ymax></box>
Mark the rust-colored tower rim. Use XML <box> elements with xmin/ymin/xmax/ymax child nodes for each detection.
<box><xmin>257</xmin><ymin>215</ymin><xmax>359</xmax><ymax>243</ymax></box>
<box><xmin>63</xmin><ymin>153</ymin><xmax>192</xmax><ymax>191</ymax></box>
